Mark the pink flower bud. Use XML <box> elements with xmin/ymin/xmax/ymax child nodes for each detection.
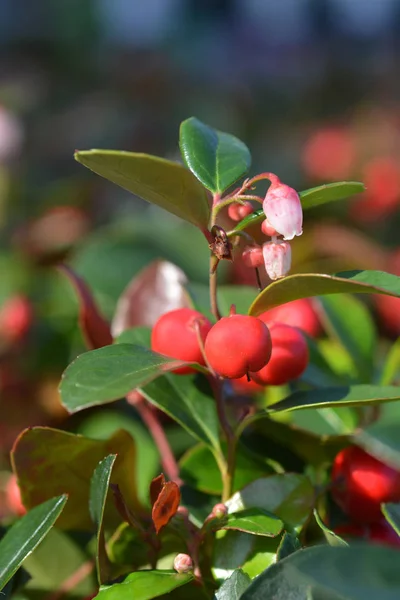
<box><xmin>173</xmin><ymin>553</ymin><xmax>193</xmax><ymax>573</ymax></box>
<box><xmin>262</xmin><ymin>240</ymin><xmax>291</xmax><ymax>280</ymax></box>
<box><xmin>263</xmin><ymin>180</ymin><xmax>303</xmax><ymax>241</ymax></box>
<box><xmin>242</xmin><ymin>245</ymin><xmax>264</xmax><ymax>268</ymax></box>
<box><xmin>261</xmin><ymin>218</ymin><xmax>278</xmax><ymax>237</ymax></box>
<box><xmin>228</xmin><ymin>201</ymin><xmax>253</xmax><ymax>221</ymax></box>
<box><xmin>212</xmin><ymin>503</ymin><xmax>228</xmax><ymax>518</ymax></box>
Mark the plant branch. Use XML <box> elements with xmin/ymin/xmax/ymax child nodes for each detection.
<box><xmin>128</xmin><ymin>391</ymin><xmax>182</xmax><ymax>485</ymax></box>
<box><xmin>209</xmin><ymin>254</ymin><xmax>221</xmax><ymax>321</ymax></box>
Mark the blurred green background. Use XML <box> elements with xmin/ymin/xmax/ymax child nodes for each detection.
<box><xmin>2</xmin><ymin>0</ymin><xmax>400</xmax><ymax>515</ymax></box>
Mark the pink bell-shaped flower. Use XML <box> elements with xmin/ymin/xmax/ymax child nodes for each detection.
<box><xmin>242</xmin><ymin>245</ymin><xmax>264</xmax><ymax>268</ymax></box>
<box><xmin>263</xmin><ymin>178</ymin><xmax>303</xmax><ymax>241</ymax></box>
<box><xmin>262</xmin><ymin>240</ymin><xmax>291</xmax><ymax>280</ymax></box>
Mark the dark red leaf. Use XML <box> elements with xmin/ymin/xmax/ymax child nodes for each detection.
<box><xmin>111</xmin><ymin>260</ymin><xmax>191</xmax><ymax>337</ymax></box>
<box><xmin>150</xmin><ymin>474</ymin><xmax>166</xmax><ymax>507</ymax></box>
<box><xmin>58</xmin><ymin>264</ymin><xmax>113</xmax><ymax>349</ymax></box>
<box><xmin>151</xmin><ymin>481</ymin><xmax>181</xmax><ymax>534</ymax></box>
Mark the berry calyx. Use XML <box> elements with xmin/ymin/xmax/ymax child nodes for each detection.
<box><xmin>151</xmin><ymin>308</ymin><xmax>212</xmax><ymax>375</ymax></box>
<box><xmin>204</xmin><ymin>315</ymin><xmax>271</xmax><ymax>379</ymax></box>
<box><xmin>331</xmin><ymin>446</ymin><xmax>400</xmax><ymax>523</ymax></box>
<box><xmin>259</xmin><ymin>298</ymin><xmax>321</xmax><ymax>338</ymax></box>
<box><xmin>250</xmin><ymin>323</ymin><xmax>308</xmax><ymax>385</ymax></box>
<box><xmin>228</xmin><ymin>201</ymin><xmax>253</xmax><ymax>222</ymax></box>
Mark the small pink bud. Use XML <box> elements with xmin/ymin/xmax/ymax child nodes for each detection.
<box><xmin>263</xmin><ymin>179</ymin><xmax>303</xmax><ymax>241</ymax></box>
<box><xmin>212</xmin><ymin>503</ymin><xmax>228</xmax><ymax>518</ymax></box>
<box><xmin>228</xmin><ymin>201</ymin><xmax>253</xmax><ymax>221</ymax></box>
<box><xmin>242</xmin><ymin>245</ymin><xmax>264</xmax><ymax>268</ymax></box>
<box><xmin>261</xmin><ymin>218</ymin><xmax>278</xmax><ymax>237</ymax></box>
<box><xmin>262</xmin><ymin>240</ymin><xmax>291</xmax><ymax>280</ymax></box>
<box><xmin>173</xmin><ymin>553</ymin><xmax>193</xmax><ymax>574</ymax></box>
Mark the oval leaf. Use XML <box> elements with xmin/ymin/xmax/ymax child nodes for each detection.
<box><xmin>60</xmin><ymin>344</ymin><xmax>194</xmax><ymax>413</ymax></box>
<box><xmin>299</xmin><ymin>181</ymin><xmax>365</xmax><ymax>209</ymax></box>
<box><xmin>90</xmin><ymin>455</ymin><xmax>117</xmax><ymax>585</ymax></box>
<box><xmin>215</xmin><ymin>569</ymin><xmax>251</xmax><ymax>600</ymax></box>
<box><xmin>268</xmin><ymin>385</ymin><xmax>400</xmax><ymax>413</ymax></box>
<box><xmin>0</xmin><ymin>495</ymin><xmax>67</xmax><ymax>591</ymax></box>
<box><xmin>11</xmin><ymin>427</ymin><xmax>140</xmax><ymax>530</ymax></box>
<box><xmin>313</xmin><ymin>509</ymin><xmax>347</xmax><ymax>547</ymax></box>
<box><xmin>152</xmin><ymin>481</ymin><xmax>180</xmax><ymax>534</ymax></box>
<box><xmin>179</xmin><ymin>117</ymin><xmax>251</xmax><ymax>194</ymax></box>
<box><xmin>94</xmin><ymin>570</ymin><xmax>193</xmax><ymax>600</ymax></box>
<box><xmin>249</xmin><ymin>270</ymin><xmax>400</xmax><ymax>316</ymax></box>
<box><xmin>75</xmin><ymin>150</ymin><xmax>210</xmax><ymax>230</ymax></box>
<box><xmin>223</xmin><ymin>508</ymin><xmax>283</xmax><ymax>537</ymax></box>
<box><xmin>380</xmin><ymin>337</ymin><xmax>400</xmax><ymax>385</ymax></box>
<box><xmin>382</xmin><ymin>503</ymin><xmax>400</xmax><ymax>537</ymax></box>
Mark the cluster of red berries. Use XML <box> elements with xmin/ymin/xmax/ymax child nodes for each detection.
<box><xmin>151</xmin><ymin>303</ymin><xmax>311</xmax><ymax>387</ymax></box>
<box><xmin>331</xmin><ymin>446</ymin><xmax>400</xmax><ymax>547</ymax></box>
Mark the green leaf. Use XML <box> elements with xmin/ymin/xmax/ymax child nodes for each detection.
<box><xmin>179</xmin><ymin>117</ymin><xmax>251</xmax><ymax>194</ymax></box>
<box><xmin>213</xmin><ymin>531</ymin><xmax>279</xmax><ymax>581</ymax></box>
<box><xmin>75</xmin><ymin>150</ymin><xmax>210</xmax><ymax>229</ymax></box>
<box><xmin>382</xmin><ymin>503</ymin><xmax>400</xmax><ymax>537</ymax></box>
<box><xmin>12</xmin><ymin>427</ymin><xmax>140</xmax><ymax>530</ymax></box>
<box><xmin>249</xmin><ymin>270</ymin><xmax>400</xmax><ymax>316</ymax></box>
<box><xmin>317</xmin><ymin>295</ymin><xmax>376</xmax><ymax>383</ymax></box>
<box><xmin>114</xmin><ymin>326</ymin><xmax>152</xmax><ymax>347</ymax></box>
<box><xmin>94</xmin><ymin>570</ymin><xmax>193</xmax><ymax>600</ymax></box>
<box><xmin>90</xmin><ymin>455</ymin><xmax>117</xmax><ymax>585</ymax></box>
<box><xmin>291</xmin><ymin>406</ymin><xmax>358</xmax><ymax>437</ymax></box>
<box><xmin>60</xmin><ymin>344</ymin><xmax>195</xmax><ymax>413</ymax></box>
<box><xmin>313</xmin><ymin>509</ymin><xmax>348</xmax><ymax>547</ymax></box>
<box><xmin>140</xmin><ymin>374</ymin><xmax>221</xmax><ymax>453</ymax></box>
<box><xmin>230</xmin><ymin>181</ymin><xmax>364</xmax><ymax>234</ymax></box>
<box><xmin>276</xmin><ymin>532</ymin><xmax>302</xmax><ymax>561</ymax></box>
<box><xmin>354</xmin><ymin>402</ymin><xmax>400</xmax><ymax>469</ymax></box>
<box><xmin>299</xmin><ymin>181</ymin><xmax>365</xmax><ymax>209</ymax></box>
<box><xmin>215</xmin><ymin>569</ymin><xmax>251</xmax><ymax>600</ymax></box>
<box><xmin>268</xmin><ymin>385</ymin><xmax>400</xmax><ymax>413</ymax></box>
<box><xmin>223</xmin><ymin>508</ymin><xmax>283</xmax><ymax>537</ymax></box>
<box><xmin>381</xmin><ymin>337</ymin><xmax>400</xmax><ymax>385</ymax></box>
<box><xmin>179</xmin><ymin>443</ymin><xmax>275</xmax><ymax>495</ymax></box>
<box><xmin>0</xmin><ymin>495</ymin><xmax>67</xmax><ymax>591</ymax></box>
<box><xmin>226</xmin><ymin>474</ymin><xmax>314</xmax><ymax>529</ymax></box>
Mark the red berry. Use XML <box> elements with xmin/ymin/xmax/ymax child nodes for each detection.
<box><xmin>151</xmin><ymin>308</ymin><xmax>212</xmax><ymax>375</ymax></box>
<box><xmin>334</xmin><ymin>520</ymin><xmax>400</xmax><ymax>548</ymax></box>
<box><xmin>302</xmin><ymin>126</ymin><xmax>355</xmax><ymax>181</ymax></box>
<box><xmin>250</xmin><ymin>323</ymin><xmax>308</xmax><ymax>386</ymax></box>
<box><xmin>204</xmin><ymin>315</ymin><xmax>271</xmax><ymax>379</ymax></box>
<box><xmin>331</xmin><ymin>446</ymin><xmax>400</xmax><ymax>523</ymax></box>
<box><xmin>228</xmin><ymin>202</ymin><xmax>253</xmax><ymax>222</ymax></box>
<box><xmin>259</xmin><ymin>298</ymin><xmax>321</xmax><ymax>338</ymax></box>
<box><xmin>0</xmin><ymin>295</ymin><xmax>32</xmax><ymax>343</ymax></box>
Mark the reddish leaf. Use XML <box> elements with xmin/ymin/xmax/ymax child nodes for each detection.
<box><xmin>111</xmin><ymin>260</ymin><xmax>192</xmax><ymax>337</ymax></box>
<box><xmin>152</xmin><ymin>481</ymin><xmax>181</xmax><ymax>534</ymax></box>
<box><xmin>58</xmin><ymin>264</ymin><xmax>113</xmax><ymax>349</ymax></box>
<box><xmin>150</xmin><ymin>474</ymin><xmax>166</xmax><ymax>507</ymax></box>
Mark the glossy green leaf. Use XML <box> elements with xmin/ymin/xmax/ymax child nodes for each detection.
<box><xmin>90</xmin><ymin>455</ymin><xmax>117</xmax><ymax>585</ymax></box>
<box><xmin>291</xmin><ymin>406</ymin><xmax>358</xmax><ymax>437</ymax></box>
<box><xmin>12</xmin><ymin>427</ymin><xmax>140</xmax><ymax>530</ymax></box>
<box><xmin>75</xmin><ymin>150</ymin><xmax>210</xmax><ymax>229</ymax></box>
<box><xmin>381</xmin><ymin>337</ymin><xmax>400</xmax><ymax>385</ymax></box>
<box><xmin>268</xmin><ymin>385</ymin><xmax>400</xmax><ymax>413</ymax></box>
<box><xmin>60</xmin><ymin>344</ymin><xmax>194</xmax><ymax>413</ymax></box>
<box><xmin>249</xmin><ymin>270</ymin><xmax>400</xmax><ymax>316</ymax></box>
<box><xmin>179</xmin><ymin>443</ymin><xmax>274</xmax><ymax>495</ymax></box>
<box><xmin>223</xmin><ymin>508</ymin><xmax>283</xmax><ymax>537</ymax></box>
<box><xmin>226</xmin><ymin>474</ymin><xmax>314</xmax><ymax>528</ymax></box>
<box><xmin>354</xmin><ymin>402</ymin><xmax>400</xmax><ymax>469</ymax></box>
<box><xmin>299</xmin><ymin>181</ymin><xmax>365</xmax><ymax>209</ymax></box>
<box><xmin>139</xmin><ymin>374</ymin><xmax>221</xmax><ymax>453</ymax></box>
<box><xmin>317</xmin><ymin>294</ymin><xmax>376</xmax><ymax>383</ymax></box>
<box><xmin>0</xmin><ymin>495</ymin><xmax>67</xmax><ymax>591</ymax></box>
<box><xmin>276</xmin><ymin>532</ymin><xmax>302</xmax><ymax>561</ymax></box>
<box><xmin>94</xmin><ymin>570</ymin><xmax>193</xmax><ymax>600</ymax></box>
<box><xmin>313</xmin><ymin>510</ymin><xmax>347</xmax><ymax>547</ymax></box>
<box><xmin>382</xmin><ymin>503</ymin><xmax>400</xmax><ymax>537</ymax></box>
<box><xmin>179</xmin><ymin>117</ymin><xmax>251</xmax><ymax>193</ymax></box>
<box><xmin>231</xmin><ymin>182</ymin><xmax>364</xmax><ymax>234</ymax></box>
<box><xmin>215</xmin><ymin>569</ymin><xmax>251</xmax><ymax>600</ymax></box>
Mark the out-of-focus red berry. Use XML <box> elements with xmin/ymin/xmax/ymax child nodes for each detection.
<box><xmin>231</xmin><ymin>374</ymin><xmax>265</xmax><ymax>395</ymax></box>
<box><xmin>334</xmin><ymin>520</ymin><xmax>400</xmax><ymax>548</ymax></box>
<box><xmin>350</xmin><ymin>156</ymin><xmax>400</xmax><ymax>222</ymax></box>
<box><xmin>6</xmin><ymin>474</ymin><xmax>26</xmax><ymax>516</ymax></box>
<box><xmin>151</xmin><ymin>308</ymin><xmax>212</xmax><ymax>375</ymax></box>
<box><xmin>228</xmin><ymin>202</ymin><xmax>253</xmax><ymax>222</ymax></box>
<box><xmin>302</xmin><ymin>126</ymin><xmax>355</xmax><ymax>181</ymax></box>
<box><xmin>331</xmin><ymin>446</ymin><xmax>400</xmax><ymax>523</ymax></box>
<box><xmin>250</xmin><ymin>323</ymin><xmax>309</xmax><ymax>386</ymax></box>
<box><xmin>259</xmin><ymin>298</ymin><xmax>321</xmax><ymax>338</ymax></box>
<box><xmin>204</xmin><ymin>315</ymin><xmax>271</xmax><ymax>379</ymax></box>
<box><xmin>0</xmin><ymin>295</ymin><xmax>33</xmax><ymax>343</ymax></box>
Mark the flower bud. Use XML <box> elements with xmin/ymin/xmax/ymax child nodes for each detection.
<box><xmin>173</xmin><ymin>553</ymin><xmax>193</xmax><ymax>574</ymax></box>
<box><xmin>263</xmin><ymin>179</ymin><xmax>303</xmax><ymax>241</ymax></box>
<box><xmin>242</xmin><ymin>245</ymin><xmax>264</xmax><ymax>268</ymax></box>
<box><xmin>262</xmin><ymin>240</ymin><xmax>291</xmax><ymax>280</ymax></box>
<box><xmin>228</xmin><ymin>201</ymin><xmax>253</xmax><ymax>221</ymax></box>
<box><xmin>261</xmin><ymin>218</ymin><xmax>278</xmax><ymax>237</ymax></box>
